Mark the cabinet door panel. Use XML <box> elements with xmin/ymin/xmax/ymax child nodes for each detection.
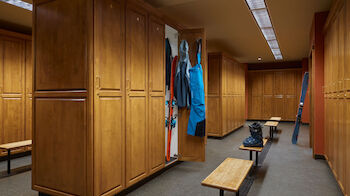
<box><xmin>98</xmin><ymin>97</ymin><xmax>124</xmax><ymax>194</ymax></box>
<box><xmin>207</xmin><ymin>96</ymin><xmax>221</xmax><ymax>136</ymax></box>
<box><xmin>35</xmin><ymin>0</ymin><xmax>88</xmax><ymax>90</ymax></box>
<box><xmin>2</xmin><ymin>98</ymin><xmax>24</xmax><ymax>143</ymax></box>
<box><xmin>273</xmin><ymin>97</ymin><xmax>284</xmax><ymax>119</ymax></box>
<box><xmin>95</xmin><ymin>0</ymin><xmax>125</xmax><ymax>91</ymax></box>
<box><xmin>263</xmin><ymin>96</ymin><xmax>273</xmax><ymax>119</ymax></box>
<box><xmin>274</xmin><ymin>72</ymin><xmax>284</xmax><ymax>95</ymax></box>
<box><xmin>284</xmin><ymin>71</ymin><xmax>296</xmax><ymax>95</ymax></box>
<box><xmin>34</xmin><ymin>98</ymin><xmax>87</xmax><ymax>196</ymax></box>
<box><xmin>25</xmin><ymin>40</ymin><xmax>32</xmax><ymax>141</ymax></box>
<box><xmin>149</xmin><ymin>96</ymin><xmax>164</xmax><ymax>174</ymax></box>
<box><xmin>126</xmin><ymin>96</ymin><xmax>147</xmax><ymax>186</ymax></box>
<box><xmin>263</xmin><ymin>72</ymin><xmax>274</xmax><ymax>95</ymax></box>
<box><xmin>284</xmin><ymin>97</ymin><xmax>296</xmax><ymax>120</ymax></box>
<box><xmin>126</xmin><ymin>8</ymin><xmax>147</xmax><ymax>91</ymax></box>
<box><xmin>149</xmin><ymin>18</ymin><xmax>165</xmax><ymax>92</ymax></box>
<box><xmin>251</xmin><ymin>96</ymin><xmax>262</xmax><ymax>119</ymax></box>
<box><xmin>3</xmin><ymin>39</ymin><xmax>24</xmax><ymax>93</ymax></box>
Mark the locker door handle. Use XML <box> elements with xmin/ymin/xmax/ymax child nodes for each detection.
<box><xmin>126</xmin><ymin>79</ymin><xmax>130</xmax><ymax>91</ymax></box>
<box><xmin>96</xmin><ymin>76</ymin><xmax>101</xmax><ymax>89</ymax></box>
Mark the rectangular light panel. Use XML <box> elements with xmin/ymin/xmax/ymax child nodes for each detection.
<box><xmin>252</xmin><ymin>9</ymin><xmax>272</xmax><ymax>28</ymax></box>
<box><xmin>261</xmin><ymin>28</ymin><xmax>276</xmax><ymax>40</ymax></box>
<box><xmin>246</xmin><ymin>0</ymin><xmax>266</xmax><ymax>10</ymax></box>
<box><xmin>245</xmin><ymin>0</ymin><xmax>282</xmax><ymax>60</ymax></box>
<box><xmin>0</xmin><ymin>0</ymin><xmax>32</xmax><ymax>11</ymax></box>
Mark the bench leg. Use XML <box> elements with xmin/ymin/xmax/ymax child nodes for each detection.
<box><xmin>236</xmin><ymin>190</ymin><xmax>240</xmax><ymax>196</ymax></box>
<box><xmin>249</xmin><ymin>151</ymin><xmax>252</xmax><ymax>160</ymax></box>
<box><xmin>220</xmin><ymin>189</ymin><xmax>224</xmax><ymax>196</ymax></box>
<box><xmin>7</xmin><ymin>149</ymin><xmax>11</xmax><ymax>174</ymax></box>
<box><xmin>256</xmin><ymin>151</ymin><xmax>258</xmax><ymax>166</ymax></box>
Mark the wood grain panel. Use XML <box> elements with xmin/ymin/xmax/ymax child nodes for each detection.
<box><xmin>95</xmin><ymin>0</ymin><xmax>125</xmax><ymax>91</ymax></box>
<box><xmin>97</xmin><ymin>97</ymin><xmax>124</xmax><ymax>195</ymax></box>
<box><xmin>34</xmin><ymin>98</ymin><xmax>87</xmax><ymax>196</ymax></box>
<box><xmin>2</xmin><ymin>98</ymin><xmax>24</xmax><ymax>143</ymax></box>
<box><xmin>35</xmin><ymin>0</ymin><xmax>88</xmax><ymax>90</ymax></box>
<box><xmin>262</xmin><ymin>96</ymin><xmax>273</xmax><ymax>119</ymax></box>
<box><xmin>149</xmin><ymin>96</ymin><xmax>164</xmax><ymax>174</ymax></box>
<box><xmin>149</xmin><ymin>18</ymin><xmax>165</xmax><ymax>92</ymax></box>
<box><xmin>263</xmin><ymin>72</ymin><xmax>274</xmax><ymax>95</ymax></box>
<box><xmin>3</xmin><ymin>38</ymin><xmax>24</xmax><ymax>93</ymax></box>
<box><xmin>126</xmin><ymin>96</ymin><xmax>147</xmax><ymax>186</ymax></box>
<box><xmin>207</xmin><ymin>96</ymin><xmax>221</xmax><ymax>136</ymax></box>
<box><xmin>208</xmin><ymin>55</ymin><xmax>221</xmax><ymax>95</ymax></box>
<box><xmin>25</xmin><ymin>40</ymin><xmax>32</xmax><ymax>141</ymax></box>
<box><xmin>126</xmin><ymin>7</ymin><xmax>148</xmax><ymax>92</ymax></box>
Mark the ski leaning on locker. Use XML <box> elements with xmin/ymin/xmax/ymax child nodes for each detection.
<box><xmin>166</xmin><ymin>56</ymin><xmax>178</xmax><ymax>162</ymax></box>
<box><xmin>292</xmin><ymin>72</ymin><xmax>309</xmax><ymax>144</ymax></box>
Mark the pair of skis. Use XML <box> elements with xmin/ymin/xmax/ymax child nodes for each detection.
<box><xmin>292</xmin><ymin>72</ymin><xmax>309</xmax><ymax>144</ymax></box>
<box><xmin>166</xmin><ymin>56</ymin><xmax>178</xmax><ymax>162</ymax></box>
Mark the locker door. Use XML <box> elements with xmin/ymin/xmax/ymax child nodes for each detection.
<box><xmin>0</xmin><ymin>37</ymin><xmax>25</xmax><ymax>155</ymax></box>
<box><xmin>94</xmin><ymin>0</ymin><xmax>125</xmax><ymax>195</ymax></box>
<box><xmin>178</xmin><ymin>28</ymin><xmax>206</xmax><ymax>162</ymax></box>
<box><xmin>125</xmin><ymin>4</ymin><xmax>149</xmax><ymax>186</ymax></box>
<box><xmin>148</xmin><ymin>17</ymin><xmax>165</xmax><ymax>174</ymax></box>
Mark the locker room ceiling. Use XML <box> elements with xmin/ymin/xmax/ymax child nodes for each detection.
<box><xmin>0</xmin><ymin>0</ymin><xmax>32</xmax><ymax>34</ymax></box>
<box><xmin>0</xmin><ymin>0</ymin><xmax>331</xmax><ymax>63</ymax></box>
<box><xmin>145</xmin><ymin>0</ymin><xmax>331</xmax><ymax>63</ymax></box>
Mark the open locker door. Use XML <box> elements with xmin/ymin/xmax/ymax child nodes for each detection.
<box><xmin>178</xmin><ymin>28</ymin><xmax>207</xmax><ymax>162</ymax></box>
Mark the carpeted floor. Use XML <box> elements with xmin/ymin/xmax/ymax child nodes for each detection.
<box><xmin>0</xmin><ymin>122</ymin><xmax>343</xmax><ymax>196</ymax></box>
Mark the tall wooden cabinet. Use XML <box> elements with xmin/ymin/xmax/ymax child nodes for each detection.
<box><xmin>0</xmin><ymin>30</ymin><xmax>32</xmax><ymax>156</ymax></box>
<box><xmin>247</xmin><ymin>69</ymin><xmax>302</xmax><ymax>121</ymax></box>
<box><xmin>207</xmin><ymin>53</ymin><xmax>246</xmax><ymax>137</ymax></box>
<box><xmin>33</xmin><ymin>0</ymin><xmax>206</xmax><ymax>195</ymax></box>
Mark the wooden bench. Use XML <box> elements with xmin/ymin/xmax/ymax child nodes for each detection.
<box><xmin>264</xmin><ymin>121</ymin><xmax>279</xmax><ymax>139</ymax></box>
<box><xmin>239</xmin><ymin>139</ymin><xmax>268</xmax><ymax>166</ymax></box>
<box><xmin>202</xmin><ymin>158</ymin><xmax>253</xmax><ymax>196</ymax></box>
<box><xmin>0</xmin><ymin>140</ymin><xmax>32</xmax><ymax>174</ymax></box>
<box><xmin>269</xmin><ymin>117</ymin><xmax>281</xmax><ymax>121</ymax></box>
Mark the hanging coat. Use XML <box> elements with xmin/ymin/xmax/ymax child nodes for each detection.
<box><xmin>187</xmin><ymin>39</ymin><xmax>206</xmax><ymax>137</ymax></box>
<box><xmin>165</xmin><ymin>38</ymin><xmax>172</xmax><ymax>90</ymax></box>
<box><xmin>174</xmin><ymin>40</ymin><xmax>191</xmax><ymax>108</ymax></box>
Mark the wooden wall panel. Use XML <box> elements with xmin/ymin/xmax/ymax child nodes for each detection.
<box><xmin>208</xmin><ymin>55</ymin><xmax>220</xmax><ymax>95</ymax></box>
<box><xmin>34</xmin><ymin>98</ymin><xmax>87</xmax><ymax>196</ymax></box>
<box><xmin>248</xmin><ymin>69</ymin><xmax>302</xmax><ymax>121</ymax></box>
<box><xmin>25</xmin><ymin>40</ymin><xmax>32</xmax><ymax>142</ymax></box>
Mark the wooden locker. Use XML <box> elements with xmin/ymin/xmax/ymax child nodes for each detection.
<box><xmin>94</xmin><ymin>0</ymin><xmax>126</xmax><ymax>195</ymax></box>
<box><xmin>207</xmin><ymin>53</ymin><xmax>246</xmax><ymax>137</ymax></box>
<box><xmin>125</xmin><ymin>4</ymin><xmax>149</xmax><ymax>186</ymax></box>
<box><xmin>263</xmin><ymin>72</ymin><xmax>273</xmax><ymax>119</ymax></box>
<box><xmin>148</xmin><ymin>16</ymin><xmax>165</xmax><ymax>174</ymax></box>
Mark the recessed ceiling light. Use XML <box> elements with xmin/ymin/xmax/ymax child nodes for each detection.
<box><xmin>0</xmin><ymin>0</ymin><xmax>32</xmax><ymax>11</ymax></box>
<box><xmin>245</xmin><ymin>0</ymin><xmax>283</xmax><ymax>60</ymax></box>
<box><xmin>258</xmin><ymin>57</ymin><xmax>262</xmax><ymax>61</ymax></box>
